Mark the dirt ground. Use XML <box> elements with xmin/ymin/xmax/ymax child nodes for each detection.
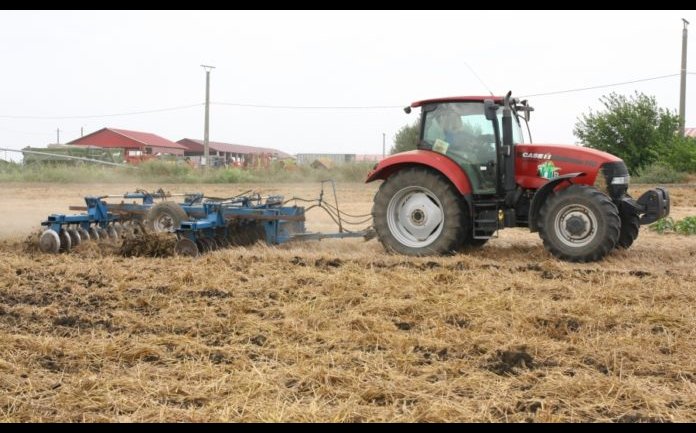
<box><xmin>0</xmin><ymin>182</ymin><xmax>694</xmax><ymax>422</ymax></box>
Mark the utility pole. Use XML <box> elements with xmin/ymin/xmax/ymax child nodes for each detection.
<box><xmin>56</xmin><ymin>128</ymin><xmax>60</xmax><ymax>144</ymax></box>
<box><xmin>81</xmin><ymin>127</ymin><xmax>84</xmax><ymax>137</ymax></box>
<box><xmin>382</xmin><ymin>132</ymin><xmax>386</xmax><ymax>158</ymax></box>
<box><xmin>201</xmin><ymin>65</ymin><xmax>216</xmax><ymax>168</ymax></box>
<box><xmin>679</xmin><ymin>18</ymin><xmax>689</xmax><ymax>137</ymax></box>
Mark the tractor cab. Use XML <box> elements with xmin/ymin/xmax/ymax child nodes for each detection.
<box><xmin>418</xmin><ymin>98</ymin><xmax>525</xmax><ymax>195</ymax></box>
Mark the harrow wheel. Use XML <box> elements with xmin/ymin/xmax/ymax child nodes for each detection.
<box><xmin>67</xmin><ymin>229</ymin><xmax>81</xmax><ymax>247</ymax></box>
<box><xmin>175</xmin><ymin>238</ymin><xmax>199</xmax><ymax>256</ymax></box>
<box><xmin>38</xmin><ymin>229</ymin><xmax>60</xmax><ymax>254</ymax></box>
<box><xmin>58</xmin><ymin>230</ymin><xmax>72</xmax><ymax>253</ymax></box>
<box><xmin>147</xmin><ymin>202</ymin><xmax>188</xmax><ymax>233</ymax></box>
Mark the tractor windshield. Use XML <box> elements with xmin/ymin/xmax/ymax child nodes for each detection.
<box><xmin>421</xmin><ymin>102</ymin><xmax>523</xmax><ymax>193</ymax></box>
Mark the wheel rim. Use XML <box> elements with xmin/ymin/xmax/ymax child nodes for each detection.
<box><xmin>554</xmin><ymin>203</ymin><xmax>598</xmax><ymax>248</ymax></box>
<box><xmin>153</xmin><ymin>213</ymin><xmax>177</xmax><ymax>232</ymax></box>
<box><xmin>386</xmin><ymin>186</ymin><xmax>444</xmax><ymax>248</ymax></box>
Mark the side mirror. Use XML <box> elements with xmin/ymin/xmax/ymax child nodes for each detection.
<box><xmin>484</xmin><ymin>99</ymin><xmax>498</xmax><ymax>120</ymax></box>
<box><xmin>403</xmin><ymin>106</ymin><xmax>412</xmax><ymax>114</ymax></box>
<box><xmin>519</xmin><ymin>99</ymin><xmax>534</xmax><ymax>122</ymax></box>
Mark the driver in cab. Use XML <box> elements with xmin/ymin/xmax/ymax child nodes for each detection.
<box><xmin>425</xmin><ymin>110</ymin><xmax>476</xmax><ymax>161</ymax></box>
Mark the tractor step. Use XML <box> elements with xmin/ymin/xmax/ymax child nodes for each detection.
<box><xmin>472</xmin><ymin>201</ymin><xmax>500</xmax><ymax>239</ymax></box>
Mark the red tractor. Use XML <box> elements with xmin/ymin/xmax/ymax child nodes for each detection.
<box><xmin>367</xmin><ymin>92</ymin><xmax>670</xmax><ymax>262</ymax></box>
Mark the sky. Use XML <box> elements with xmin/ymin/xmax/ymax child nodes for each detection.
<box><xmin>0</xmin><ymin>10</ymin><xmax>694</xmax><ymax>162</ymax></box>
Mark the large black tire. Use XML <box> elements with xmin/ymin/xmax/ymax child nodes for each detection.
<box><xmin>372</xmin><ymin>167</ymin><xmax>465</xmax><ymax>256</ymax></box>
<box><xmin>538</xmin><ymin>185</ymin><xmax>620</xmax><ymax>262</ymax></box>
<box><xmin>146</xmin><ymin>201</ymin><xmax>188</xmax><ymax>233</ymax></box>
<box><xmin>617</xmin><ymin>206</ymin><xmax>640</xmax><ymax>249</ymax></box>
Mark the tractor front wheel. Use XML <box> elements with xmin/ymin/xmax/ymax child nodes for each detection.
<box><xmin>373</xmin><ymin>167</ymin><xmax>465</xmax><ymax>256</ymax></box>
<box><xmin>617</xmin><ymin>203</ymin><xmax>640</xmax><ymax>249</ymax></box>
<box><xmin>538</xmin><ymin>185</ymin><xmax>620</xmax><ymax>262</ymax></box>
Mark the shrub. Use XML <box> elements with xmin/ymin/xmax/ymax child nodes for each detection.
<box><xmin>633</xmin><ymin>162</ymin><xmax>687</xmax><ymax>184</ymax></box>
<box><xmin>650</xmin><ymin>216</ymin><xmax>696</xmax><ymax>235</ymax></box>
<box><xmin>663</xmin><ymin>136</ymin><xmax>696</xmax><ymax>173</ymax></box>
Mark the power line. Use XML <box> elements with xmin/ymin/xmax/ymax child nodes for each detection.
<box><xmin>0</xmin><ymin>72</ymin><xmax>693</xmax><ymax>120</ymax></box>
<box><xmin>212</xmin><ymin>102</ymin><xmax>402</xmax><ymax>110</ymax></box>
<box><xmin>215</xmin><ymin>73</ymin><xmax>694</xmax><ymax>108</ymax></box>
<box><xmin>520</xmin><ymin>73</ymin><xmax>681</xmax><ymax>98</ymax></box>
<box><xmin>0</xmin><ymin>103</ymin><xmax>203</xmax><ymax>120</ymax></box>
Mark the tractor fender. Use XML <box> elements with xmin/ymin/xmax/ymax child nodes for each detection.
<box><xmin>366</xmin><ymin>150</ymin><xmax>473</xmax><ymax>195</ymax></box>
<box><xmin>528</xmin><ymin>172</ymin><xmax>585</xmax><ymax>232</ymax></box>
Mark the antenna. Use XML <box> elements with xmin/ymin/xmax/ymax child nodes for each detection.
<box><xmin>463</xmin><ymin>62</ymin><xmax>494</xmax><ymax>96</ymax></box>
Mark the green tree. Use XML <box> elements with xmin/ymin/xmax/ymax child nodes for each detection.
<box><xmin>664</xmin><ymin>135</ymin><xmax>696</xmax><ymax>172</ymax></box>
<box><xmin>574</xmin><ymin>92</ymin><xmax>679</xmax><ymax>174</ymax></box>
<box><xmin>390</xmin><ymin>117</ymin><xmax>420</xmax><ymax>154</ymax></box>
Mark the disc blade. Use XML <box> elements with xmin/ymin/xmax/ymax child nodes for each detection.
<box><xmin>175</xmin><ymin>238</ymin><xmax>199</xmax><ymax>257</ymax></box>
<box><xmin>38</xmin><ymin>230</ymin><xmax>60</xmax><ymax>254</ymax></box>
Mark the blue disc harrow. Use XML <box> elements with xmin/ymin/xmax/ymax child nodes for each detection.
<box><xmin>38</xmin><ymin>183</ymin><xmax>373</xmax><ymax>256</ymax></box>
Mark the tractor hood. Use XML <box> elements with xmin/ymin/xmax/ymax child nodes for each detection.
<box><xmin>515</xmin><ymin>143</ymin><xmax>623</xmax><ymax>190</ymax></box>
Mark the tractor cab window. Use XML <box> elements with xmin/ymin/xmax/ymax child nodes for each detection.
<box><xmin>422</xmin><ymin>102</ymin><xmax>523</xmax><ymax>194</ymax></box>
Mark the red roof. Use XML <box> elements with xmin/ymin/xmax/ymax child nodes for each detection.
<box><xmin>177</xmin><ymin>138</ymin><xmax>292</xmax><ymax>159</ymax></box>
<box><xmin>685</xmin><ymin>127</ymin><xmax>696</xmax><ymax>137</ymax></box>
<box><xmin>411</xmin><ymin>96</ymin><xmax>504</xmax><ymax>108</ymax></box>
<box><xmin>68</xmin><ymin>128</ymin><xmax>185</xmax><ymax>150</ymax></box>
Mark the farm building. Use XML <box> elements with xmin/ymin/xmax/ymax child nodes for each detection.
<box><xmin>68</xmin><ymin>128</ymin><xmax>186</xmax><ymax>163</ymax></box>
<box><xmin>686</xmin><ymin>127</ymin><xmax>696</xmax><ymax>137</ymax></box>
<box><xmin>177</xmin><ymin>139</ymin><xmax>292</xmax><ymax>167</ymax></box>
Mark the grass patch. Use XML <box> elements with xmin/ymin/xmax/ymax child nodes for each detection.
<box><xmin>0</xmin><ymin>161</ymin><xmax>375</xmax><ymax>184</ymax></box>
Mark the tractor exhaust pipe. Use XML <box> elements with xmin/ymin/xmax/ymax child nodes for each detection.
<box><xmin>502</xmin><ymin>92</ymin><xmax>516</xmax><ymax>203</ymax></box>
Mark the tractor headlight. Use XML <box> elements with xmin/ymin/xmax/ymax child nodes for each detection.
<box><xmin>597</xmin><ymin>161</ymin><xmax>630</xmax><ymax>199</ymax></box>
<box><xmin>610</xmin><ymin>176</ymin><xmax>630</xmax><ymax>185</ymax></box>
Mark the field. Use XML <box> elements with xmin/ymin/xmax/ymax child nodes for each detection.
<box><xmin>1</xmin><ymin>182</ymin><xmax>695</xmax><ymax>422</ymax></box>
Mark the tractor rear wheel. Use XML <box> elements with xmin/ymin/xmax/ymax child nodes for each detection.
<box><xmin>373</xmin><ymin>167</ymin><xmax>465</xmax><ymax>256</ymax></box>
<box><xmin>146</xmin><ymin>202</ymin><xmax>188</xmax><ymax>233</ymax></box>
<box><xmin>538</xmin><ymin>185</ymin><xmax>620</xmax><ymax>262</ymax></box>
